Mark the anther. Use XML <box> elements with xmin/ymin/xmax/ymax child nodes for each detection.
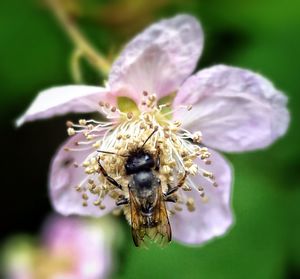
<box><xmin>188</xmin><ymin>164</ymin><xmax>198</xmax><ymax>175</ymax></box>
<box><xmin>173</xmin><ymin>120</ymin><xmax>181</xmax><ymax>127</ymax></box>
<box><xmin>75</xmin><ymin>185</ymin><xmax>82</xmax><ymax>192</ymax></box>
<box><xmin>149</xmin><ymin>95</ymin><xmax>156</xmax><ymax>102</ymax></box>
<box><xmin>169</xmin><ymin>209</ymin><xmax>176</xmax><ymax>216</ymax></box>
<box><xmin>187</xmin><ymin>105</ymin><xmax>193</xmax><ymax>111</ymax></box>
<box><xmin>192</xmin><ymin>132</ymin><xmax>202</xmax><ymax>143</ymax></box>
<box><xmin>82</xmin><ymin>193</ymin><xmax>89</xmax><ymax>200</ymax></box>
<box><xmin>67</xmin><ymin>127</ymin><xmax>75</xmax><ymax>136</ymax></box>
<box><xmin>182</xmin><ymin>185</ymin><xmax>192</xmax><ymax>191</ymax></box>
<box><xmin>140</xmin><ymin>123</ymin><xmax>146</xmax><ymax>129</ymax></box>
<box><xmin>186</xmin><ymin>198</ymin><xmax>195</xmax><ymax>212</ymax></box>
<box><xmin>82</xmin><ymin>161</ymin><xmax>90</xmax><ymax>167</ymax></box>
<box><xmin>93</xmin><ymin>200</ymin><xmax>101</xmax><ymax>206</ymax></box>
<box><xmin>203</xmin><ymin>171</ymin><xmax>214</xmax><ymax>179</ymax></box>
<box><xmin>161</xmin><ymin>165</ymin><xmax>171</xmax><ymax>175</ymax></box>
<box><xmin>87</xmin><ymin>124</ymin><xmax>94</xmax><ymax>130</ymax></box>
<box><xmin>86</xmin><ymin>135</ymin><xmax>94</xmax><ymax>141</ymax></box>
<box><xmin>127</xmin><ymin>112</ymin><xmax>133</xmax><ymax>120</ymax></box>
<box><xmin>198</xmin><ymin>186</ymin><xmax>204</xmax><ymax>191</ymax></box>
<box><xmin>66</xmin><ymin>121</ymin><xmax>73</xmax><ymax>127</ymax></box>
<box><xmin>79</xmin><ymin>119</ymin><xmax>87</xmax><ymax>125</ymax></box>
<box><xmin>88</xmin><ymin>179</ymin><xmax>94</xmax><ymax>184</ymax></box>
<box><xmin>93</xmin><ymin>141</ymin><xmax>101</xmax><ymax>148</ymax></box>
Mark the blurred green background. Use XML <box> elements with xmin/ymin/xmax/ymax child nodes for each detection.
<box><xmin>0</xmin><ymin>0</ymin><xmax>299</xmax><ymax>278</ymax></box>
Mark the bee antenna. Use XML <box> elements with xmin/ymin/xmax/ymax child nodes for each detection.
<box><xmin>97</xmin><ymin>150</ymin><xmax>129</xmax><ymax>158</ymax></box>
<box><xmin>141</xmin><ymin>126</ymin><xmax>158</xmax><ymax>148</ymax></box>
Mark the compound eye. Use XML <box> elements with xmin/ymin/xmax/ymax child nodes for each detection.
<box><xmin>145</xmin><ymin>154</ymin><xmax>155</xmax><ymax>167</ymax></box>
<box><xmin>145</xmin><ymin>154</ymin><xmax>150</xmax><ymax>162</ymax></box>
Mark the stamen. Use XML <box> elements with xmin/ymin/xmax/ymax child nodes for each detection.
<box><xmin>67</xmin><ymin>127</ymin><xmax>76</xmax><ymax>136</ymax></box>
<box><xmin>127</xmin><ymin>112</ymin><xmax>133</xmax><ymax>120</ymax></box>
<box><xmin>162</xmin><ymin>104</ymin><xmax>193</xmax><ymax>117</ymax></box>
<box><xmin>79</xmin><ymin>119</ymin><xmax>87</xmax><ymax>125</ymax></box>
<box><xmin>64</xmin><ymin>96</ymin><xmax>218</xmax><ymax>216</ymax></box>
<box><xmin>66</xmin><ymin>121</ymin><xmax>74</xmax><ymax>127</ymax></box>
<box><xmin>186</xmin><ymin>198</ymin><xmax>195</xmax><ymax>212</ymax></box>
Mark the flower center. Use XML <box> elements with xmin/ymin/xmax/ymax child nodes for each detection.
<box><xmin>64</xmin><ymin>93</ymin><xmax>217</xmax><ymax>217</ymax></box>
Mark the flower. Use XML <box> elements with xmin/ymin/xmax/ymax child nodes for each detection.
<box><xmin>2</xmin><ymin>215</ymin><xmax>116</xmax><ymax>279</ymax></box>
<box><xmin>17</xmin><ymin>15</ymin><xmax>289</xmax><ymax>245</ymax></box>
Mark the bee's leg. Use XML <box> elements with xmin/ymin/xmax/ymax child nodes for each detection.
<box><xmin>164</xmin><ymin>171</ymin><xmax>188</xmax><ymax>197</ymax></box>
<box><xmin>154</xmin><ymin>145</ymin><xmax>160</xmax><ymax>171</ymax></box>
<box><xmin>97</xmin><ymin>157</ymin><xmax>123</xmax><ymax>190</ymax></box>
<box><xmin>163</xmin><ymin>187</ymin><xmax>178</xmax><ymax>203</ymax></box>
<box><xmin>165</xmin><ymin>186</ymin><xmax>179</xmax><ymax>196</ymax></box>
<box><xmin>176</xmin><ymin>170</ymin><xmax>188</xmax><ymax>188</ymax></box>
<box><xmin>116</xmin><ymin>197</ymin><xmax>129</xmax><ymax>206</ymax></box>
<box><xmin>164</xmin><ymin>196</ymin><xmax>177</xmax><ymax>203</ymax></box>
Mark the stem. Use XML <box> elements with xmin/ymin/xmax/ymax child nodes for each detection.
<box><xmin>70</xmin><ymin>48</ymin><xmax>84</xmax><ymax>83</ymax></box>
<box><xmin>46</xmin><ymin>0</ymin><xmax>111</xmax><ymax>76</ymax></box>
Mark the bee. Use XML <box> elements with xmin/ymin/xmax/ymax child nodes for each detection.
<box><xmin>97</xmin><ymin>128</ymin><xmax>187</xmax><ymax>246</ymax></box>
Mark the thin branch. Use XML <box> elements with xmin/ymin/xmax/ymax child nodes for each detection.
<box><xmin>46</xmin><ymin>0</ymin><xmax>111</xmax><ymax>76</ymax></box>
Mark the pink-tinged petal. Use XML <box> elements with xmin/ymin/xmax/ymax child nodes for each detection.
<box><xmin>42</xmin><ymin>215</ymin><xmax>113</xmax><ymax>279</ymax></box>
<box><xmin>109</xmin><ymin>14</ymin><xmax>203</xmax><ymax>104</ymax></box>
<box><xmin>49</xmin><ymin>134</ymin><xmax>116</xmax><ymax>217</ymax></box>
<box><xmin>174</xmin><ymin>65</ymin><xmax>290</xmax><ymax>152</ymax></box>
<box><xmin>170</xmin><ymin>150</ymin><xmax>233</xmax><ymax>245</ymax></box>
<box><xmin>16</xmin><ymin>85</ymin><xmax>114</xmax><ymax>126</ymax></box>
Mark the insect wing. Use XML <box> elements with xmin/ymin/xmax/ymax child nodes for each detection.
<box><xmin>152</xmin><ymin>186</ymin><xmax>172</xmax><ymax>246</ymax></box>
<box><xmin>129</xmin><ymin>189</ymin><xmax>146</xmax><ymax>247</ymax></box>
<box><xmin>129</xmin><ymin>186</ymin><xmax>171</xmax><ymax>247</ymax></box>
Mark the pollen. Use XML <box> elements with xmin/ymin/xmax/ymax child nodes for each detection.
<box><xmin>67</xmin><ymin>127</ymin><xmax>75</xmax><ymax>136</ymax></box>
<box><xmin>186</xmin><ymin>198</ymin><xmax>196</xmax><ymax>212</ymax></box>
<box><xmin>64</xmin><ymin>94</ymin><xmax>219</xmax><ymax>219</ymax></box>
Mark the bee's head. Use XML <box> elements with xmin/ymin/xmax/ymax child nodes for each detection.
<box><xmin>125</xmin><ymin>150</ymin><xmax>155</xmax><ymax>175</ymax></box>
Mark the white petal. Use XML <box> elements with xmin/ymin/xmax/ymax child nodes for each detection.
<box><xmin>49</xmin><ymin>134</ymin><xmax>116</xmax><ymax>217</ymax></box>
<box><xmin>174</xmin><ymin>65</ymin><xmax>290</xmax><ymax>152</ymax></box>
<box><xmin>109</xmin><ymin>14</ymin><xmax>203</xmax><ymax>104</ymax></box>
<box><xmin>170</xmin><ymin>150</ymin><xmax>233</xmax><ymax>245</ymax></box>
<box><xmin>16</xmin><ymin>85</ymin><xmax>113</xmax><ymax>126</ymax></box>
